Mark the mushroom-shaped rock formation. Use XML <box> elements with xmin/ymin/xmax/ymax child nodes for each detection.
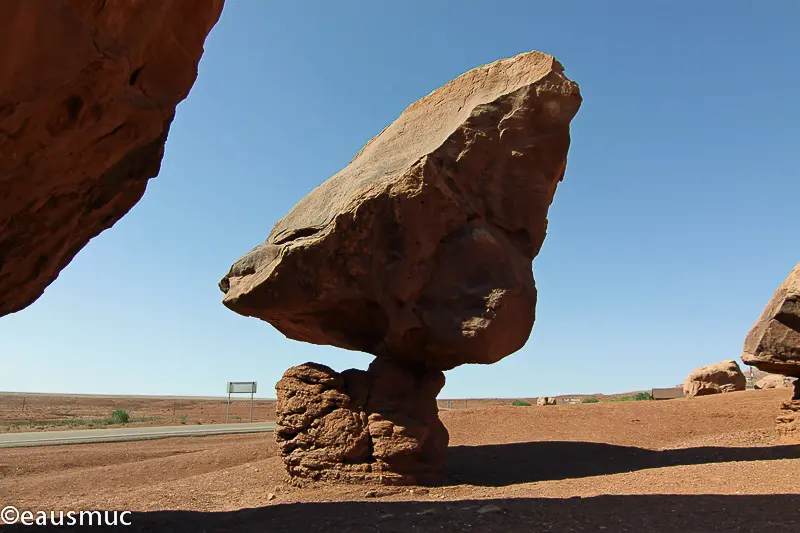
<box><xmin>683</xmin><ymin>360</ymin><xmax>746</xmax><ymax>398</ymax></box>
<box><xmin>742</xmin><ymin>262</ymin><xmax>800</xmax><ymax>439</ymax></box>
<box><xmin>0</xmin><ymin>0</ymin><xmax>224</xmax><ymax>317</ymax></box>
<box><xmin>221</xmin><ymin>50</ymin><xmax>582</xmax><ymax>483</ymax></box>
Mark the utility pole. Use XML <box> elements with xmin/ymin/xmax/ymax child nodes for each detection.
<box><xmin>226</xmin><ymin>390</ymin><xmax>231</xmax><ymax>424</ymax></box>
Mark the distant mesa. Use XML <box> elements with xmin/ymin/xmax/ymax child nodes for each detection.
<box><xmin>683</xmin><ymin>360</ymin><xmax>746</xmax><ymax>398</ymax></box>
<box><xmin>220</xmin><ymin>50</ymin><xmax>582</xmax><ymax>483</ymax></box>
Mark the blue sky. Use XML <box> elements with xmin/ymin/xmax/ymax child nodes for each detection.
<box><xmin>1</xmin><ymin>1</ymin><xmax>798</xmax><ymax>398</ymax></box>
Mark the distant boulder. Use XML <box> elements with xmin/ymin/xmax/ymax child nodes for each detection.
<box><xmin>683</xmin><ymin>360</ymin><xmax>746</xmax><ymax>398</ymax></box>
<box><xmin>536</xmin><ymin>396</ymin><xmax>556</xmax><ymax>406</ymax></box>
<box><xmin>755</xmin><ymin>373</ymin><xmax>796</xmax><ymax>390</ymax></box>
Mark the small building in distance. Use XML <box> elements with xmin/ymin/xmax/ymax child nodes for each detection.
<box><xmin>651</xmin><ymin>387</ymin><xmax>685</xmax><ymax>400</ymax></box>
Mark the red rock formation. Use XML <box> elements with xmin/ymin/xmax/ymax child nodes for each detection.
<box><xmin>0</xmin><ymin>0</ymin><xmax>224</xmax><ymax>316</ymax></box>
<box><xmin>220</xmin><ymin>51</ymin><xmax>581</xmax><ymax>372</ymax></box>
<box><xmin>778</xmin><ymin>382</ymin><xmax>800</xmax><ymax>441</ymax></box>
<box><xmin>742</xmin><ymin>262</ymin><xmax>800</xmax><ymax>439</ymax></box>
<box><xmin>683</xmin><ymin>360</ymin><xmax>746</xmax><ymax>398</ymax></box>
<box><xmin>222</xmin><ymin>51</ymin><xmax>581</xmax><ymax>484</ymax></box>
<box><xmin>742</xmin><ymin>262</ymin><xmax>800</xmax><ymax>377</ymax></box>
<box><xmin>275</xmin><ymin>361</ymin><xmax>447</xmax><ymax>485</ymax></box>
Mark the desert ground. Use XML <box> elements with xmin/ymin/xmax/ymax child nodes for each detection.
<box><xmin>0</xmin><ymin>393</ymin><xmax>277</xmax><ymax>432</ymax></box>
<box><xmin>1</xmin><ymin>388</ymin><xmax>798</xmax><ymax>532</ymax></box>
<box><xmin>0</xmin><ymin>391</ymin><xmax>653</xmax><ymax>433</ymax></box>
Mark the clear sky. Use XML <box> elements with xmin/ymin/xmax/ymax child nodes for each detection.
<box><xmin>1</xmin><ymin>1</ymin><xmax>798</xmax><ymax>399</ymax></box>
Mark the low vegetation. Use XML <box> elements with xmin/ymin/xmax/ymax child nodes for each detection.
<box><xmin>108</xmin><ymin>409</ymin><xmax>130</xmax><ymax>424</ymax></box>
<box><xmin>2</xmin><ymin>410</ymin><xmax>160</xmax><ymax>431</ymax></box>
<box><xmin>582</xmin><ymin>397</ymin><xmax>600</xmax><ymax>404</ymax></box>
<box><xmin>511</xmin><ymin>399</ymin><xmax>532</xmax><ymax>406</ymax></box>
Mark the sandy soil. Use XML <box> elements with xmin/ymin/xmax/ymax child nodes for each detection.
<box><xmin>0</xmin><ymin>394</ymin><xmax>277</xmax><ymax>432</ymax></box>
<box><xmin>1</xmin><ymin>389</ymin><xmax>798</xmax><ymax>532</ymax></box>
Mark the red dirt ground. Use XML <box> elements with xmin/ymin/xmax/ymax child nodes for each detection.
<box><xmin>0</xmin><ymin>394</ymin><xmax>276</xmax><ymax>432</ymax></box>
<box><xmin>1</xmin><ymin>389</ymin><xmax>798</xmax><ymax>532</ymax></box>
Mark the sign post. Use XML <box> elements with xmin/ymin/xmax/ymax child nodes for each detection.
<box><xmin>225</xmin><ymin>381</ymin><xmax>258</xmax><ymax>423</ymax></box>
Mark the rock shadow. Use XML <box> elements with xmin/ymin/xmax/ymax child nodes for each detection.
<box><xmin>9</xmin><ymin>494</ymin><xmax>800</xmax><ymax>532</ymax></box>
<box><xmin>447</xmin><ymin>440</ymin><xmax>800</xmax><ymax>486</ymax></box>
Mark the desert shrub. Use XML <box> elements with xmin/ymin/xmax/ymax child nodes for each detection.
<box><xmin>109</xmin><ymin>409</ymin><xmax>130</xmax><ymax>424</ymax></box>
<box><xmin>582</xmin><ymin>397</ymin><xmax>600</xmax><ymax>404</ymax></box>
<box><xmin>512</xmin><ymin>399</ymin><xmax>532</xmax><ymax>406</ymax></box>
<box><xmin>634</xmin><ymin>392</ymin><xmax>653</xmax><ymax>401</ymax></box>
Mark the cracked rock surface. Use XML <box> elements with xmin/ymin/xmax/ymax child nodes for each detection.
<box><xmin>220</xmin><ymin>51</ymin><xmax>581</xmax><ymax>372</ymax></box>
<box><xmin>0</xmin><ymin>0</ymin><xmax>223</xmax><ymax>316</ymax></box>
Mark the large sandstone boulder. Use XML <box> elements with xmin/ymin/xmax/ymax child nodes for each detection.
<box><xmin>0</xmin><ymin>0</ymin><xmax>224</xmax><ymax>316</ymax></box>
<box><xmin>683</xmin><ymin>360</ymin><xmax>746</xmax><ymax>398</ymax></box>
<box><xmin>536</xmin><ymin>396</ymin><xmax>556</xmax><ymax>406</ymax></box>
<box><xmin>220</xmin><ymin>51</ymin><xmax>581</xmax><ymax>372</ymax></box>
<box><xmin>742</xmin><ymin>263</ymin><xmax>800</xmax><ymax>378</ymax></box>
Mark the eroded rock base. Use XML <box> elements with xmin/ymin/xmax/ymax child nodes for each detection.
<box><xmin>778</xmin><ymin>382</ymin><xmax>800</xmax><ymax>440</ymax></box>
<box><xmin>275</xmin><ymin>361</ymin><xmax>448</xmax><ymax>485</ymax></box>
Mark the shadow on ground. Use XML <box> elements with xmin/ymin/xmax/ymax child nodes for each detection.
<box><xmin>446</xmin><ymin>440</ymin><xmax>800</xmax><ymax>486</ymax></box>
<box><xmin>9</xmin><ymin>441</ymin><xmax>800</xmax><ymax>532</ymax></box>
<box><xmin>9</xmin><ymin>495</ymin><xmax>800</xmax><ymax>532</ymax></box>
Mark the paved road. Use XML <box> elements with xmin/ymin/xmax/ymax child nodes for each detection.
<box><xmin>0</xmin><ymin>422</ymin><xmax>275</xmax><ymax>448</ymax></box>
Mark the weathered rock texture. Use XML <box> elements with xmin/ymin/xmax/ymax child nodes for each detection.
<box><xmin>742</xmin><ymin>263</ymin><xmax>800</xmax><ymax>440</ymax></box>
<box><xmin>742</xmin><ymin>263</ymin><xmax>800</xmax><ymax>378</ymax></box>
<box><xmin>275</xmin><ymin>362</ymin><xmax>447</xmax><ymax>485</ymax></box>
<box><xmin>683</xmin><ymin>360</ymin><xmax>746</xmax><ymax>398</ymax></box>
<box><xmin>0</xmin><ymin>0</ymin><xmax>224</xmax><ymax>316</ymax></box>
<box><xmin>777</xmin><ymin>381</ymin><xmax>800</xmax><ymax>441</ymax></box>
<box><xmin>221</xmin><ymin>51</ymin><xmax>581</xmax><ymax>484</ymax></box>
<box><xmin>536</xmin><ymin>396</ymin><xmax>556</xmax><ymax>406</ymax></box>
<box><xmin>220</xmin><ymin>51</ymin><xmax>581</xmax><ymax>372</ymax></box>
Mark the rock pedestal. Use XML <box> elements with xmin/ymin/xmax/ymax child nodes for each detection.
<box><xmin>275</xmin><ymin>361</ymin><xmax>448</xmax><ymax>485</ymax></box>
<box><xmin>777</xmin><ymin>381</ymin><xmax>800</xmax><ymax>440</ymax></box>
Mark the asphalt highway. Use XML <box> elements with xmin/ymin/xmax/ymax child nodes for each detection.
<box><xmin>0</xmin><ymin>422</ymin><xmax>276</xmax><ymax>448</ymax></box>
